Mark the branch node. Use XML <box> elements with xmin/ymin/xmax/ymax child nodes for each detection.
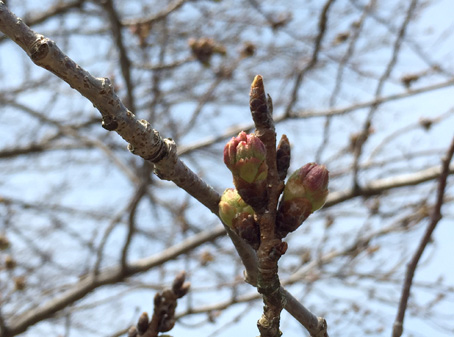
<box><xmin>29</xmin><ymin>36</ymin><xmax>50</xmax><ymax>62</ymax></box>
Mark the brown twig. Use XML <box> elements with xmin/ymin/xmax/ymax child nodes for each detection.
<box><xmin>392</xmin><ymin>135</ymin><xmax>454</xmax><ymax>337</ymax></box>
<box><xmin>100</xmin><ymin>0</ymin><xmax>135</xmax><ymax>112</ymax></box>
<box><xmin>128</xmin><ymin>271</ymin><xmax>190</xmax><ymax>337</ymax></box>
<box><xmin>250</xmin><ymin>75</ymin><xmax>288</xmax><ymax>337</ymax></box>
<box><xmin>283</xmin><ymin>0</ymin><xmax>335</xmax><ymax>118</ymax></box>
<box><xmin>350</xmin><ymin>0</ymin><xmax>418</xmax><ymax>190</ymax></box>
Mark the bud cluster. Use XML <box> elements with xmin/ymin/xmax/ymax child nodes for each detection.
<box><xmin>219</xmin><ymin>131</ymin><xmax>329</xmax><ymax>248</ymax></box>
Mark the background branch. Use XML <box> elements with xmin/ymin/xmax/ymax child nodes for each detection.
<box><xmin>392</xmin><ymin>135</ymin><xmax>454</xmax><ymax>337</ymax></box>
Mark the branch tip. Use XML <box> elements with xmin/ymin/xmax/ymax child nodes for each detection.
<box><xmin>251</xmin><ymin>74</ymin><xmax>263</xmax><ymax>89</ymax></box>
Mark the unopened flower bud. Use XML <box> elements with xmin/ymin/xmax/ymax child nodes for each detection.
<box><xmin>276</xmin><ymin>163</ymin><xmax>329</xmax><ymax>238</ymax></box>
<box><xmin>224</xmin><ymin>132</ymin><xmax>268</xmax><ymax>210</ymax></box>
<box><xmin>5</xmin><ymin>255</ymin><xmax>16</xmax><ymax>270</ymax></box>
<box><xmin>224</xmin><ymin>131</ymin><xmax>267</xmax><ymax>183</ymax></box>
<box><xmin>14</xmin><ymin>276</ymin><xmax>26</xmax><ymax>291</ymax></box>
<box><xmin>137</xmin><ymin>312</ymin><xmax>149</xmax><ymax>334</ymax></box>
<box><xmin>219</xmin><ymin>188</ymin><xmax>254</xmax><ymax>228</ymax></box>
<box><xmin>219</xmin><ymin>189</ymin><xmax>260</xmax><ymax>249</ymax></box>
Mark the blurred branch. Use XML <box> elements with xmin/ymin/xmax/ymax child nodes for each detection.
<box><xmin>283</xmin><ymin>0</ymin><xmax>335</xmax><ymax>117</ymax></box>
<box><xmin>326</xmin><ymin>163</ymin><xmax>454</xmax><ymax>206</ymax></box>
<box><xmin>4</xmin><ymin>225</ymin><xmax>225</xmax><ymax>336</ymax></box>
<box><xmin>100</xmin><ymin>0</ymin><xmax>135</xmax><ymax>111</ymax></box>
<box><xmin>392</xmin><ymin>135</ymin><xmax>454</xmax><ymax>337</ymax></box>
<box><xmin>178</xmin><ymin>79</ymin><xmax>454</xmax><ymax>156</ymax></box>
<box><xmin>120</xmin><ymin>183</ymin><xmax>148</xmax><ymax>271</ymax></box>
<box><xmin>0</xmin><ymin>98</ymin><xmax>139</xmax><ymax>183</ymax></box>
<box><xmin>316</xmin><ymin>0</ymin><xmax>376</xmax><ymax>161</ymax></box>
<box><xmin>122</xmin><ymin>0</ymin><xmax>187</xmax><ymax>26</ymax></box>
<box><xmin>291</xmin><ymin>79</ymin><xmax>454</xmax><ymax>118</ymax></box>
<box><xmin>0</xmin><ymin>0</ymin><xmax>85</xmax><ymax>43</ymax></box>
<box><xmin>351</xmin><ymin>0</ymin><xmax>418</xmax><ymax>190</ymax></box>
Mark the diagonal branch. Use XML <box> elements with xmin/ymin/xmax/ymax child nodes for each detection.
<box><xmin>283</xmin><ymin>0</ymin><xmax>336</xmax><ymax>117</ymax></box>
<box><xmin>4</xmin><ymin>225</ymin><xmax>225</xmax><ymax>336</ymax></box>
<box><xmin>392</xmin><ymin>135</ymin><xmax>454</xmax><ymax>337</ymax></box>
<box><xmin>0</xmin><ymin>1</ymin><xmax>220</xmax><ymax>214</ymax></box>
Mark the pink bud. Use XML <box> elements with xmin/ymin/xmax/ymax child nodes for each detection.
<box><xmin>224</xmin><ymin>131</ymin><xmax>267</xmax><ymax>184</ymax></box>
<box><xmin>283</xmin><ymin>163</ymin><xmax>329</xmax><ymax>212</ymax></box>
<box><xmin>276</xmin><ymin>163</ymin><xmax>329</xmax><ymax>238</ymax></box>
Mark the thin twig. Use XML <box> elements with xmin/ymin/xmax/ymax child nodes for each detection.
<box><xmin>392</xmin><ymin>135</ymin><xmax>454</xmax><ymax>337</ymax></box>
<box><xmin>351</xmin><ymin>0</ymin><xmax>418</xmax><ymax>190</ymax></box>
<box><xmin>101</xmin><ymin>0</ymin><xmax>135</xmax><ymax>111</ymax></box>
<box><xmin>127</xmin><ymin>271</ymin><xmax>190</xmax><ymax>337</ymax></box>
<box><xmin>283</xmin><ymin>0</ymin><xmax>335</xmax><ymax>117</ymax></box>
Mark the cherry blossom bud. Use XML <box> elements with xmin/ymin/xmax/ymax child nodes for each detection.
<box><xmin>219</xmin><ymin>189</ymin><xmax>260</xmax><ymax>249</ymax></box>
<box><xmin>223</xmin><ymin>132</ymin><xmax>268</xmax><ymax>210</ymax></box>
<box><xmin>232</xmin><ymin>212</ymin><xmax>260</xmax><ymax>250</ymax></box>
<box><xmin>276</xmin><ymin>163</ymin><xmax>329</xmax><ymax>238</ymax></box>
<box><xmin>224</xmin><ymin>131</ymin><xmax>267</xmax><ymax>183</ymax></box>
<box><xmin>219</xmin><ymin>188</ymin><xmax>254</xmax><ymax>228</ymax></box>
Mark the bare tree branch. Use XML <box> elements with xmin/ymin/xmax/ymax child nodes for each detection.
<box><xmin>100</xmin><ymin>0</ymin><xmax>135</xmax><ymax>111</ymax></box>
<box><xmin>392</xmin><ymin>135</ymin><xmax>454</xmax><ymax>337</ymax></box>
<box><xmin>4</xmin><ymin>225</ymin><xmax>225</xmax><ymax>336</ymax></box>
<box><xmin>0</xmin><ymin>1</ymin><xmax>220</xmax><ymax>214</ymax></box>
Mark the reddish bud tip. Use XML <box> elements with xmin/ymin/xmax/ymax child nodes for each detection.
<box><xmin>276</xmin><ymin>163</ymin><xmax>329</xmax><ymax>237</ymax></box>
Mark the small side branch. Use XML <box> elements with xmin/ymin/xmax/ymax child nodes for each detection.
<box><xmin>392</xmin><ymin>135</ymin><xmax>454</xmax><ymax>337</ymax></box>
<box><xmin>128</xmin><ymin>271</ymin><xmax>190</xmax><ymax>337</ymax></box>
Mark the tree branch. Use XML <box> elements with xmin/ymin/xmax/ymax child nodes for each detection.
<box><xmin>4</xmin><ymin>225</ymin><xmax>225</xmax><ymax>336</ymax></box>
<box><xmin>250</xmin><ymin>75</ymin><xmax>286</xmax><ymax>337</ymax></box>
<box><xmin>392</xmin><ymin>135</ymin><xmax>454</xmax><ymax>337</ymax></box>
<box><xmin>0</xmin><ymin>1</ymin><xmax>220</xmax><ymax>214</ymax></box>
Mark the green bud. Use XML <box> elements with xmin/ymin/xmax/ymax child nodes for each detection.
<box><xmin>219</xmin><ymin>188</ymin><xmax>254</xmax><ymax>228</ymax></box>
<box><xmin>283</xmin><ymin>163</ymin><xmax>329</xmax><ymax>211</ymax></box>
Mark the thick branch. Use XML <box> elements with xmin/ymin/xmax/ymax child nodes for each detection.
<box><xmin>0</xmin><ymin>2</ymin><xmax>220</xmax><ymax>214</ymax></box>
